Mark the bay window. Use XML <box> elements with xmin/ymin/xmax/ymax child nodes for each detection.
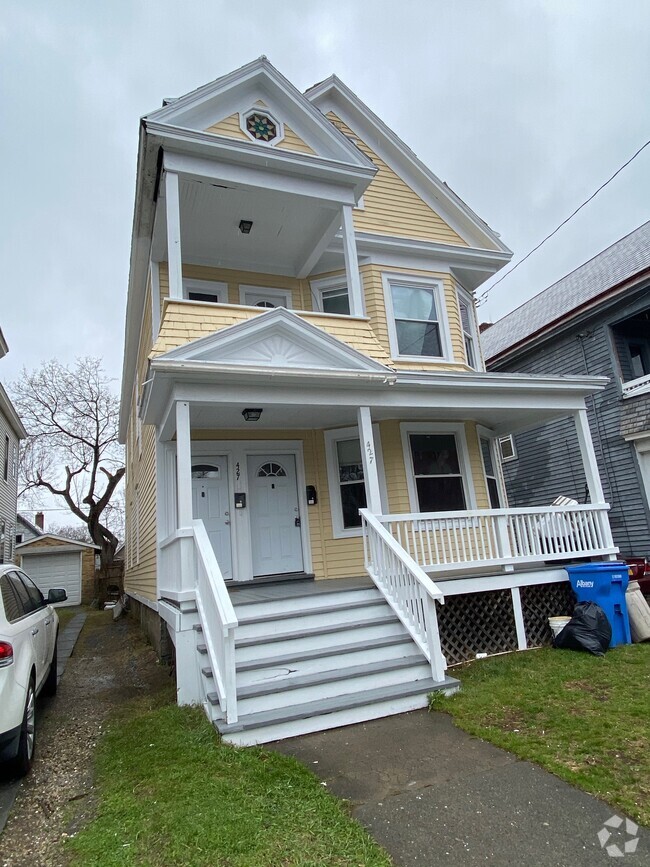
<box><xmin>383</xmin><ymin>274</ymin><xmax>452</xmax><ymax>360</ymax></box>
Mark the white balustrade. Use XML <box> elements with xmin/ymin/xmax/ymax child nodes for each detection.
<box><xmin>361</xmin><ymin>509</ymin><xmax>446</xmax><ymax>682</ymax></box>
<box><xmin>377</xmin><ymin>504</ymin><xmax>618</xmax><ymax>573</ymax></box>
<box><xmin>192</xmin><ymin>520</ymin><xmax>238</xmax><ymax>724</ymax></box>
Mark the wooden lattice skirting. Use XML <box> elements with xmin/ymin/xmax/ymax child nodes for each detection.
<box><xmin>436</xmin><ymin>581</ymin><xmax>576</xmax><ymax>666</ymax></box>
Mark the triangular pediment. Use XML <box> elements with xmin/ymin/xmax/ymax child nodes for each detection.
<box><xmin>144</xmin><ymin>58</ymin><xmax>372</xmax><ymax>167</ymax></box>
<box><xmin>158</xmin><ymin>308</ymin><xmax>392</xmax><ymax>374</ymax></box>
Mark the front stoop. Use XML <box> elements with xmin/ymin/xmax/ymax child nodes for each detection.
<box><xmin>197</xmin><ymin>581</ymin><xmax>459</xmax><ymax>746</ymax></box>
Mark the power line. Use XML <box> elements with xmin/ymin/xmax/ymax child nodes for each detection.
<box><xmin>477</xmin><ymin>135</ymin><xmax>650</xmax><ymax>307</ymax></box>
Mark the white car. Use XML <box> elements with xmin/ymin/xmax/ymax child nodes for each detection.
<box><xmin>0</xmin><ymin>564</ymin><xmax>66</xmax><ymax>776</ymax></box>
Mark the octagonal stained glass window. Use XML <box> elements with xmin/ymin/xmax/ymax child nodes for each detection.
<box><xmin>246</xmin><ymin>112</ymin><xmax>278</xmax><ymax>142</ymax></box>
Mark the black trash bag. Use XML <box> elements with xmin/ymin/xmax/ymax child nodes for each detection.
<box><xmin>553</xmin><ymin>601</ymin><xmax>612</xmax><ymax>656</ymax></box>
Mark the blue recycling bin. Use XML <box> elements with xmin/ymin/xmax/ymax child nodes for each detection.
<box><xmin>565</xmin><ymin>562</ymin><xmax>631</xmax><ymax>647</ymax></box>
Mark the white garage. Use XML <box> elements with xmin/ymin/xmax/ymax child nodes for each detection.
<box><xmin>17</xmin><ymin>535</ymin><xmax>99</xmax><ymax>607</ymax></box>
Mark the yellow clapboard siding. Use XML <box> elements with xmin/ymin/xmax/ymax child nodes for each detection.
<box><xmin>151</xmin><ymin>300</ymin><xmax>392</xmax><ymax>366</ymax></box>
<box><xmin>205</xmin><ymin>113</ymin><xmax>316</xmax><ymax>155</ymax></box>
<box><xmin>360</xmin><ymin>264</ymin><xmax>470</xmax><ymax>372</ymax></box>
<box><xmin>326</xmin><ymin>113</ymin><xmax>467</xmax><ymax>247</ymax></box>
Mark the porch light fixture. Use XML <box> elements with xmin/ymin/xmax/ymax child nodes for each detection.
<box><xmin>238</xmin><ymin>219</ymin><xmax>253</xmax><ymax>234</ymax></box>
<box><xmin>242</xmin><ymin>408</ymin><xmax>263</xmax><ymax>422</ymax></box>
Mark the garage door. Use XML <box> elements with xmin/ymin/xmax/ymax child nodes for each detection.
<box><xmin>21</xmin><ymin>552</ymin><xmax>82</xmax><ymax>606</ymax></box>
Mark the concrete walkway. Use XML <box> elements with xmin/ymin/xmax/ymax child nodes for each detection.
<box><xmin>272</xmin><ymin>709</ymin><xmax>649</xmax><ymax>866</ymax></box>
<box><xmin>0</xmin><ymin>610</ymin><xmax>87</xmax><ymax>835</ymax></box>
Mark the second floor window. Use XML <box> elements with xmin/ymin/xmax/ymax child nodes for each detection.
<box><xmin>311</xmin><ymin>276</ymin><xmax>350</xmax><ymax>316</ymax></box>
<box><xmin>457</xmin><ymin>289</ymin><xmax>479</xmax><ymax>370</ymax></box>
<box><xmin>383</xmin><ymin>274</ymin><xmax>452</xmax><ymax>361</ymax></box>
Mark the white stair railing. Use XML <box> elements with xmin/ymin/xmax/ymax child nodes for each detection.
<box><xmin>378</xmin><ymin>504</ymin><xmax>618</xmax><ymax>572</ymax></box>
<box><xmin>360</xmin><ymin>509</ymin><xmax>447</xmax><ymax>682</ymax></box>
<box><xmin>192</xmin><ymin>519</ymin><xmax>239</xmax><ymax>724</ymax></box>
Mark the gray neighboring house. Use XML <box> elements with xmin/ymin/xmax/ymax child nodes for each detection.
<box><xmin>482</xmin><ymin>221</ymin><xmax>650</xmax><ymax>560</ymax></box>
<box><xmin>0</xmin><ymin>328</ymin><xmax>27</xmax><ymax>564</ymax></box>
<box><xmin>15</xmin><ymin>512</ymin><xmax>44</xmax><ymax>547</ymax></box>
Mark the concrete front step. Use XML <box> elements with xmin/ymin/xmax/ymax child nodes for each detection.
<box><xmin>217</xmin><ymin>676</ymin><xmax>460</xmax><ymax>746</ymax></box>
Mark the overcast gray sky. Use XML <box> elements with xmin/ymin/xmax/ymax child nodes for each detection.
<box><xmin>2</xmin><ymin>0</ymin><xmax>649</xmax><ymax>386</ymax></box>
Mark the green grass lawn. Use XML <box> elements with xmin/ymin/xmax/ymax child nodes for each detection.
<box><xmin>431</xmin><ymin>644</ymin><xmax>650</xmax><ymax>826</ymax></box>
<box><xmin>67</xmin><ymin>693</ymin><xmax>391</xmax><ymax>867</ymax></box>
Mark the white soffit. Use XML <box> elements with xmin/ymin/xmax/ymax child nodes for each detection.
<box><xmin>306</xmin><ymin>76</ymin><xmax>511</xmax><ymax>255</ymax></box>
<box><xmin>144</xmin><ymin>57</ymin><xmax>374</xmax><ymax>169</ymax></box>
<box><xmin>156</xmin><ymin>308</ymin><xmax>392</xmax><ymax>373</ymax></box>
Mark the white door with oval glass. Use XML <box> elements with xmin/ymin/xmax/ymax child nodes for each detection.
<box><xmin>191</xmin><ymin>459</ymin><xmax>232</xmax><ymax>580</ymax></box>
<box><xmin>248</xmin><ymin>455</ymin><xmax>303</xmax><ymax>576</ymax></box>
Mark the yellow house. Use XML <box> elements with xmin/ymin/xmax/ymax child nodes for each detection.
<box><xmin>120</xmin><ymin>58</ymin><xmax>617</xmax><ymax>744</ymax></box>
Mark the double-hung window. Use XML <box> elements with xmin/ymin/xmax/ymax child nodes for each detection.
<box><xmin>383</xmin><ymin>275</ymin><xmax>451</xmax><ymax>360</ymax></box>
<box><xmin>479</xmin><ymin>435</ymin><xmax>503</xmax><ymax>508</ymax></box>
<box><xmin>402</xmin><ymin>424</ymin><xmax>474</xmax><ymax>512</ymax></box>
<box><xmin>325</xmin><ymin>426</ymin><xmax>385</xmax><ymax>537</ymax></box>
<box><xmin>457</xmin><ymin>288</ymin><xmax>480</xmax><ymax>370</ymax></box>
<box><xmin>311</xmin><ymin>276</ymin><xmax>350</xmax><ymax>316</ymax></box>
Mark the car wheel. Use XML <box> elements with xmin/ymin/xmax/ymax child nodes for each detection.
<box><xmin>43</xmin><ymin>639</ymin><xmax>58</xmax><ymax>697</ymax></box>
<box><xmin>12</xmin><ymin>680</ymin><xmax>36</xmax><ymax>777</ymax></box>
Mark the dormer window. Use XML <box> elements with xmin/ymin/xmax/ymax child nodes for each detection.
<box><xmin>240</xmin><ymin>108</ymin><xmax>284</xmax><ymax>146</ymax></box>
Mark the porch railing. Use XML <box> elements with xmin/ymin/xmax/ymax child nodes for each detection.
<box><xmin>192</xmin><ymin>520</ymin><xmax>239</xmax><ymax>724</ymax></box>
<box><xmin>377</xmin><ymin>504</ymin><xmax>618</xmax><ymax>573</ymax></box>
<box><xmin>622</xmin><ymin>372</ymin><xmax>650</xmax><ymax>398</ymax></box>
<box><xmin>360</xmin><ymin>509</ymin><xmax>447</xmax><ymax>681</ymax></box>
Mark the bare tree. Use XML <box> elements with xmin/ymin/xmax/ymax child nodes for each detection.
<box><xmin>47</xmin><ymin>524</ymin><xmax>93</xmax><ymax>544</ymax></box>
<box><xmin>11</xmin><ymin>358</ymin><xmax>125</xmax><ymax>595</ymax></box>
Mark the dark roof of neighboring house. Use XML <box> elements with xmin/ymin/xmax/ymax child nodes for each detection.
<box><xmin>482</xmin><ymin>221</ymin><xmax>650</xmax><ymax>363</ymax></box>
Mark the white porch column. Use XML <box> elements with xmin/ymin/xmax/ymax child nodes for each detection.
<box><xmin>357</xmin><ymin>406</ymin><xmax>382</xmax><ymax>515</ymax></box>
<box><xmin>573</xmin><ymin>408</ymin><xmax>605</xmax><ymax>503</ymax></box>
<box><xmin>175</xmin><ymin>400</ymin><xmax>193</xmax><ymax>528</ymax></box>
<box><xmin>165</xmin><ymin>171</ymin><xmax>183</xmax><ymax>300</ymax></box>
<box><xmin>341</xmin><ymin>204</ymin><xmax>364</xmax><ymax>316</ymax></box>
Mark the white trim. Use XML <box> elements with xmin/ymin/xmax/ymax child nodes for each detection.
<box><xmin>150</xmin><ymin>261</ymin><xmax>161</xmax><ymax>340</ymax></box>
<box><xmin>165</xmin><ymin>171</ymin><xmax>183</xmax><ymax>299</ymax></box>
<box><xmin>400</xmin><ymin>422</ymin><xmax>477</xmax><ymax>512</ymax></box>
<box><xmin>324</xmin><ymin>425</ymin><xmax>388</xmax><ymax>538</ymax></box>
<box><xmin>238</xmin><ymin>285</ymin><xmax>292</xmax><ymax>308</ymax></box>
<box><xmin>435</xmin><ymin>568</ymin><xmax>568</xmax><ymax>596</ymax></box>
<box><xmin>309</xmin><ymin>273</ymin><xmax>349</xmax><ymax>314</ymax></box>
<box><xmin>382</xmin><ymin>272</ymin><xmax>454</xmax><ymax>363</ymax></box>
<box><xmin>498</xmin><ymin>434</ymin><xmax>517</xmax><ymax>463</ymax></box>
<box><xmin>183</xmin><ymin>278</ymin><xmax>228</xmax><ymax>303</ymax></box>
<box><xmin>188</xmin><ymin>439</ymin><xmax>312</xmax><ymax>581</ymax></box>
<box><xmin>239</xmin><ymin>106</ymin><xmax>285</xmax><ymax>146</ymax></box>
<box><xmin>16</xmin><ymin>534</ymin><xmax>99</xmax><ymax>550</ymax></box>
<box><xmin>455</xmin><ymin>284</ymin><xmax>482</xmax><ymax>371</ymax></box>
<box><xmin>127</xmin><ymin>590</ymin><xmax>159</xmax><ymax>612</ymax></box>
<box><xmin>477</xmin><ymin>425</ymin><xmax>508</xmax><ymax>508</ymax></box>
<box><xmin>341</xmin><ymin>204</ymin><xmax>364</xmax><ymax>316</ymax></box>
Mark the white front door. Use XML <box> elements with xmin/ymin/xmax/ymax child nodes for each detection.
<box><xmin>191</xmin><ymin>458</ymin><xmax>232</xmax><ymax>580</ymax></box>
<box><xmin>248</xmin><ymin>454</ymin><xmax>304</xmax><ymax>576</ymax></box>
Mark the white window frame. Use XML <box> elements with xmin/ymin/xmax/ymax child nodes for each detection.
<box><xmin>456</xmin><ymin>285</ymin><xmax>481</xmax><ymax>371</ymax></box>
<box><xmin>183</xmin><ymin>278</ymin><xmax>228</xmax><ymax>304</ymax></box>
<box><xmin>499</xmin><ymin>434</ymin><xmax>517</xmax><ymax>463</ymax></box>
<box><xmin>239</xmin><ymin>107</ymin><xmax>285</xmax><ymax>147</ymax></box>
<box><xmin>324</xmin><ymin>425</ymin><xmax>388</xmax><ymax>538</ymax></box>
<box><xmin>310</xmin><ymin>274</ymin><xmax>350</xmax><ymax>316</ymax></box>
<box><xmin>400</xmin><ymin>422</ymin><xmax>477</xmax><ymax>513</ymax></box>
<box><xmin>382</xmin><ymin>273</ymin><xmax>454</xmax><ymax>362</ymax></box>
<box><xmin>239</xmin><ymin>285</ymin><xmax>292</xmax><ymax>309</ymax></box>
<box><xmin>477</xmin><ymin>426</ymin><xmax>508</xmax><ymax>509</ymax></box>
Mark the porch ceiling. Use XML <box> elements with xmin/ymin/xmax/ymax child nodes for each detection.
<box><xmin>151</xmin><ymin>177</ymin><xmax>343</xmax><ymax>277</ymax></box>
